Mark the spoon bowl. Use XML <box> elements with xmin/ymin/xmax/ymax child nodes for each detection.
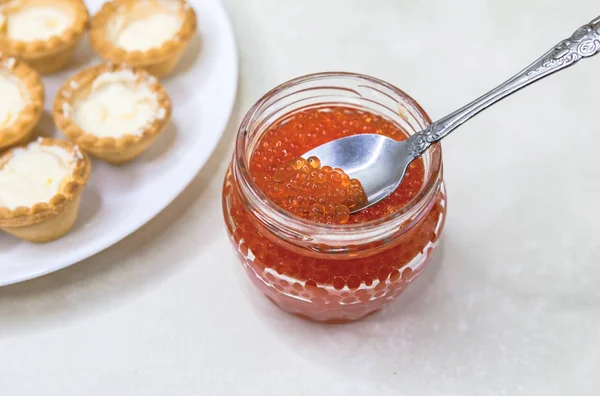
<box><xmin>302</xmin><ymin>134</ymin><xmax>414</xmax><ymax>213</ymax></box>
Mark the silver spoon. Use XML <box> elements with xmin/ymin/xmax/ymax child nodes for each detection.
<box><xmin>302</xmin><ymin>16</ymin><xmax>600</xmax><ymax>212</ymax></box>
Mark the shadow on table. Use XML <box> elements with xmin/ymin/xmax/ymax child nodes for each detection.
<box><xmin>237</xmin><ymin>240</ymin><xmax>456</xmax><ymax>384</ymax></box>
<box><xmin>0</xmin><ymin>87</ymin><xmax>244</xmax><ymax>335</ymax></box>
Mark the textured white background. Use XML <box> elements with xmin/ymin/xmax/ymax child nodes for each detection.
<box><xmin>2</xmin><ymin>0</ymin><xmax>600</xmax><ymax>395</ymax></box>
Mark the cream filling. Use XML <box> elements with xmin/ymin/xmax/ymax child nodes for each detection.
<box><xmin>0</xmin><ymin>141</ymin><xmax>77</xmax><ymax>210</ymax></box>
<box><xmin>109</xmin><ymin>1</ymin><xmax>183</xmax><ymax>51</ymax></box>
<box><xmin>70</xmin><ymin>70</ymin><xmax>159</xmax><ymax>138</ymax></box>
<box><xmin>0</xmin><ymin>70</ymin><xmax>27</xmax><ymax>129</ymax></box>
<box><xmin>1</xmin><ymin>3</ymin><xmax>75</xmax><ymax>41</ymax></box>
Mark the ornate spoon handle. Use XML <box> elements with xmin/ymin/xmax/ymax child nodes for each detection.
<box><xmin>409</xmin><ymin>16</ymin><xmax>600</xmax><ymax>158</ymax></box>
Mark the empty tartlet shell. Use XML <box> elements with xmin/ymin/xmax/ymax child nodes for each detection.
<box><xmin>0</xmin><ymin>55</ymin><xmax>44</xmax><ymax>152</ymax></box>
<box><xmin>53</xmin><ymin>63</ymin><xmax>172</xmax><ymax>165</ymax></box>
<box><xmin>0</xmin><ymin>138</ymin><xmax>92</xmax><ymax>243</ymax></box>
<box><xmin>0</xmin><ymin>0</ymin><xmax>89</xmax><ymax>74</ymax></box>
<box><xmin>89</xmin><ymin>0</ymin><xmax>197</xmax><ymax>77</ymax></box>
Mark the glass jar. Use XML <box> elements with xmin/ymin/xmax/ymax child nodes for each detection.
<box><xmin>222</xmin><ymin>72</ymin><xmax>446</xmax><ymax>323</ymax></box>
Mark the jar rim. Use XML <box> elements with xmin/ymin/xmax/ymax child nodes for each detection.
<box><xmin>233</xmin><ymin>72</ymin><xmax>443</xmax><ymax>244</ymax></box>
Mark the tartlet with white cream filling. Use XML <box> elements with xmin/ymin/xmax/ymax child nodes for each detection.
<box><xmin>0</xmin><ymin>0</ymin><xmax>89</xmax><ymax>74</ymax></box>
<box><xmin>53</xmin><ymin>63</ymin><xmax>172</xmax><ymax>164</ymax></box>
<box><xmin>0</xmin><ymin>55</ymin><xmax>44</xmax><ymax>152</ymax></box>
<box><xmin>0</xmin><ymin>138</ymin><xmax>91</xmax><ymax>242</ymax></box>
<box><xmin>90</xmin><ymin>0</ymin><xmax>197</xmax><ymax>77</ymax></box>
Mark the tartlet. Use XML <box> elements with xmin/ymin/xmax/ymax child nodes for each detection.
<box><xmin>53</xmin><ymin>63</ymin><xmax>172</xmax><ymax>164</ymax></box>
<box><xmin>90</xmin><ymin>0</ymin><xmax>197</xmax><ymax>77</ymax></box>
<box><xmin>0</xmin><ymin>55</ymin><xmax>44</xmax><ymax>152</ymax></box>
<box><xmin>0</xmin><ymin>0</ymin><xmax>89</xmax><ymax>74</ymax></box>
<box><xmin>0</xmin><ymin>137</ymin><xmax>91</xmax><ymax>243</ymax></box>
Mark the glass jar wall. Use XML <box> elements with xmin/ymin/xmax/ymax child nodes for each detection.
<box><xmin>223</xmin><ymin>73</ymin><xmax>446</xmax><ymax>323</ymax></box>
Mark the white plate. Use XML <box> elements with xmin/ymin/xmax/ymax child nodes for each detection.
<box><xmin>0</xmin><ymin>0</ymin><xmax>238</xmax><ymax>286</ymax></box>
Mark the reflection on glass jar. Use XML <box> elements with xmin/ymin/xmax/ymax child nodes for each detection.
<box><xmin>223</xmin><ymin>73</ymin><xmax>446</xmax><ymax>323</ymax></box>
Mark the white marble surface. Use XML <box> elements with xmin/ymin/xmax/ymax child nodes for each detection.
<box><xmin>2</xmin><ymin>0</ymin><xmax>600</xmax><ymax>394</ymax></box>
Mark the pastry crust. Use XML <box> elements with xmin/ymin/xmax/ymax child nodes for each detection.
<box><xmin>0</xmin><ymin>55</ymin><xmax>44</xmax><ymax>152</ymax></box>
<box><xmin>0</xmin><ymin>0</ymin><xmax>89</xmax><ymax>74</ymax></box>
<box><xmin>90</xmin><ymin>0</ymin><xmax>197</xmax><ymax>77</ymax></box>
<box><xmin>53</xmin><ymin>63</ymin><xmax>172</xmax><ymax>164</ymax></box>
<box><xmin>0</xmin><ymin>138</ymin><xmax>91</xmax><ymax>242</ymax></box>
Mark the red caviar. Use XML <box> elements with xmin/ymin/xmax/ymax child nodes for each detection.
<box><xmin>250</xmin><ymin>107</ymin><xmax>425</xmax><ymax>223</ymax></box>
<box><xmin>223</xmin><ymin>104</ymin><xmax>446</xmax><ymax>322</ymax></box>
<box><xmin>265</xmin><ymin>155</ymin><xmax>367</xmax><ymax>224</ymax></box>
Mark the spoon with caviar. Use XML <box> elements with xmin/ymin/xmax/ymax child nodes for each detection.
<box><xmin>303</xmin><ymin>16</ymin><xmax>600</xmax><ymax>212</ymax></box>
